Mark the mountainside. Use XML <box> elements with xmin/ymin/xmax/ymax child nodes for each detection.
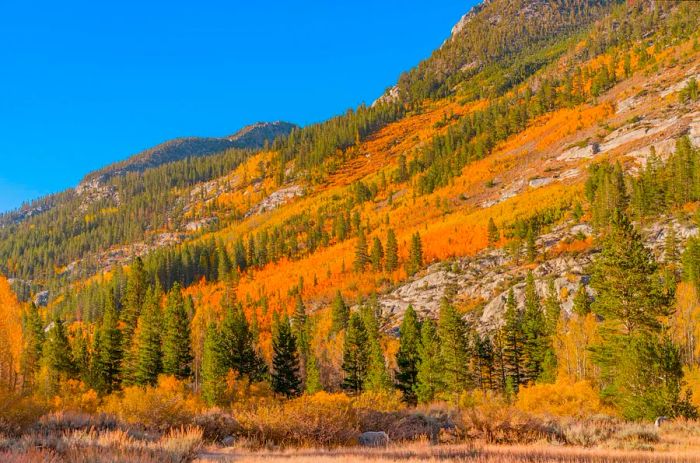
<box><xmin>2</xmin><ymin>0</ymin><xmax>700</xmax><ymax>432</ymax></box>
<box><xmin>83</xmin><ymin>121</ymin><xmax>297</xmax><ymax>183</ymax></box>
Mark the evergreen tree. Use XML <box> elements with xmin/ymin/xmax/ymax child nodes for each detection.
<box><xmin>415</xmin><ymin>318</ymin><xmax>443</xmax><ymax>403</ymax></box>
<box><xmin>395</xmin><ymin>305</ymin><xmax>421</xmax><ymax>404</ymax></box>
<box><xmin>219</xmin><ymin>305</ymin><xmax>267</xmax><ymax>381</ymax></box>
<box><xmin>362</xmin><ymin>304</ymin><xmax>392</xmax><ymax>392</ymax></box>
<box><xmin>92</xmin><ymin>297</ymin><xmax>122</xmax><ymax>393</ymax></box>
<box><xmin>487</xmin><ymin>218</ymin><xmax>500</xmax><ymax>247</ymax></box>
<box><xmin>370</xmin><ymin>236</ymin><xmax>384</xmax><ymax>272</ymax></box>
<box><xmin>385</xmin><ymin>229</ymin><xmax>399</xmax><ymax>273</ymax></box>
<box><xmin>201</xmin><ymin>323</ymin><xmax>225</xmax><ymax>405</ymax></box>
<box><xmin>130</xmin><ymin>287</ymin><xmax>163</xmax><ymax>386</ymax></box>
<box><xmin>437</xmin><ymin>299</ymin><xmax>471</xmax><ymax>394</ymax></box>
<box><xmin>354</xmin><ymin>227</ymin><xmax>369</xmax><ymax>272</ymax></box>
<box><xmin>406</xmin><ymin>232</ymin><xmax>423</xmax><ymax>276</ymax></box>
<box><xmin>121</xmin><ymin>257</ymin><xmax>149</xmax><ymax>345</ymax></box>
<box><xmin>526</xmin><ymin>226</ymin><xmax>537</xmax><ymax>262</ymax></box>
<box><xmin>330</xmin><ymin>290</ymin><xmax>349</xmax><ymax>334</ymax></box>
<box><xmin>41</xmin><ymin>317</ymin><xmax>77</xmax><ymax>391</ymax></box>
<box><xmin>20</xmin><ymin>303</ymin><xmax>44</xmax><ymax>391</ymax></box>
<box><xmin>341</xmin><ymin>313</ymin><xmax>369</xmax><ymax>394</ymax></box>
<box><xmin>271</xmin><ymin>316</ymin><xmax>302</xmax><ymax>398</ymax></box>
<box><xmin>502</xmin><ymin>288</ymin><xmax>523</xmax><ymax>391</ymax></box>
<box><xmin>590</xmin><ymin>211</ymin><xmax>669</xmax><ymax>335</ymax></box>
<box><xmin>521</xmin><ymin>272</ymin><xmax>547</xmax><ymax>383</ymax></box>
<box><xmin>162</xmin><ymin>283</ymin><xmax>193</xmax><ymax>380</ymax></box>
<box><xmin>572</xmin><ymin>284</ymin><xmax>591</xmax><ymax>316</ymax></box>
<box><xmin>305</xmin><ymin>352</ymin><xmax>323</xmax><ymax>394</ymax></box>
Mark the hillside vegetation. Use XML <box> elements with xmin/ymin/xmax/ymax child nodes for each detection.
<box><xmin>1</xmin><ymin>1</ymin><xmax>700</xmax><ymax>461</ymax></box>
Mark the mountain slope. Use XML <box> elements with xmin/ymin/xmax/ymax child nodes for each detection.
<box><xmin>84</xmin><ymin>121</ymin><xmax>297</xmax><ymax>183</ymax></box>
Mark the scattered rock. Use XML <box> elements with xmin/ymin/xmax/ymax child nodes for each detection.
<box><xmin>358</xmin><ymin>431</ymin><xmax>390</xmax><ymax>447</ymax></box>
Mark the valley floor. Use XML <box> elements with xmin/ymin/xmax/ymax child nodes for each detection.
<box><xmin>196</xmin><ymin>443</ymin><xmax>700</xmax><ymax>463</ymax></box>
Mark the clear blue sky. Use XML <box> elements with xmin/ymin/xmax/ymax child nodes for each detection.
<box><xmin>0</xmin><ymin>0</ymin><xmax>475</xmax><ymax>213</ymax></box>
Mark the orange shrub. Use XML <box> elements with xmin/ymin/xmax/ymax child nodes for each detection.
<box><xmin>100</xmin><ymin>376</ymin><xmax>202</xmax><ymax>430</ymax></box>
<box><xmin>237</xmin><ymin>392</ymin><xmax>358</xmax><ymax>447</ymax></box>
<box><xmin>516</xmin><ymin>379</ymin><xmax>606</xmax><ymax>418</ymax></box>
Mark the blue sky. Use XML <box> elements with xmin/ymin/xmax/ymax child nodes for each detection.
<box><xmin>0</xmin><ymin>0</ymin><xmax>475</xmax><ymax>213</ymax></box>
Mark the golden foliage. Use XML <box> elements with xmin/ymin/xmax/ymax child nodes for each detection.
<box><xmin>516</xmin><ymin>379</ymin><xmax>607</xmax><ymax>418</ymax></box>
<box><xmin>237</xmin><ymin>392</ymin><xmax>358</xmax><ymax>447</ymax></box>
<box><xmin>0</xmin><ymin>274</ymin><xmax>22</xmax><ymax>390</ymax></box>
<box><xmin>100</xmin><ymin>375</ymin><xmax>202</xmax><ymax>430</ymax></box>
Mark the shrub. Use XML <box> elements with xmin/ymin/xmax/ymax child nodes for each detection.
<box><xmin>100</xmin><ymin>376</ymin><xmax>202</xmax><ymax>431</ymax></box>
<box><xmin>237</xmin><ymin>392</ymin><xmax>358</xmax><ymax>447</ymax></box>
<box><xmin>458</xmin><ymin>390</ymin><xmax>557</xmax><ymax>444</ymax></box>
<box><xmin>562</xmin><ymin>416</ymin><xmax>618</xmax><ymax>447</ymax></box>
<box><xmin>352</xmin><ymin>390</ymin><xmax>405</xmax><ymax>413</ymax></box>
<box><xmin>516</xmin><ymin>379</ymin><xmax>607</xmax><ymax>418</ymax></box>
<box><xmin>0</xmin><ymin>391</ymin><xmax>47</xmax><ymax>436</ymax></box>
<box><xmin>192</xmin><ymin>408</ymin><xmax>239</xmax><ymax>442</ymax></box>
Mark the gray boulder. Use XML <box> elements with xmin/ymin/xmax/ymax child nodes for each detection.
<box><xmin>358</xmin><ymin>431</ymin><xmax>390</xmax><ymax>447</ymax></box>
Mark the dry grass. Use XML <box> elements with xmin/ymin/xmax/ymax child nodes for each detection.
<box><xmin>195</xmin><ymin>442</ymin><xmax>700</xmax><ymax>463</ymax></box>
<box><xmin>0</xmin><ymin>426</ymin><xmax>203</xmax><ymax>463</ymax></box>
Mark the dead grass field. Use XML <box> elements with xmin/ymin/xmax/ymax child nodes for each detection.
<box><xmin>196</xmin><ymin>443</ymin><xmax>700</xmax><ymax>463</ymax></box>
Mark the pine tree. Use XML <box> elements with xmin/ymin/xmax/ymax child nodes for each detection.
<box><xmin>20</xmin><ymin>303</ymin><xmax>44</xmax><ymax>391</ymax></box>
<box><xmin>395</xmin><ymin>305</ymin><xmax>421</xmax><ymax>404</ymax></box>
<box><xmin>522</xmin><ymin>272</ymin><xmax>546</xmax><ymax>383</ymax></box>
<box><xmin>415</xmin><ymin>318</ymin><xmax>444</xmax><ymax>403</ymax></box>
<box><xmin>385</xmin><ymin>228</ymin><xmax>399</xmax><ymax>272</ymax></box>
<box><xmin>201</xmin><ymin>323</ymin><xmax>225</xmax><ymax>405</ymax></box>
<box><xmin>219</xmin><ymin>305</ymin><xmax>267</xmax><ymax>382</ymax></box>
<box><xmin>162</xmin><ymin>283</ymin><xmax>193</xmax><ymax>380</ymax></box>
<box><xmin>370</xmin><ymin>236</ymin><xmax>384</xmax><ymax>272</ymax></box>
<box><xmin>354</xmin><ymin>227</ymin><xmax>369</xmax><ymax>272</ymax></box>
<box><xmin>271</xmin><ymin>316</ymin><xmax>302</xmax><ymax>398</ymax></box>
<box><xmin>502</xmin><ymin>288</ymin><xmax>523</xmax><ymax>392</ymax></box>
<box><xmin>331</xmin><ymin>290</ymin><xmax>349</xmax><ymax>334</ymax></box>
<box><xmin>91</xmin><ymin>297</ymin><xmax>122</xmax><ymax>394</ymax></box>
<box><xmin>71</xmin><ymin>327</ymin><xmax>91</xmax><ymax>385</ymax></box>
<box><xmin>590</xmin><ymin>211</ymin><xmax>669</xmax><ymax>335</ymax></box>
<box><xmin>341</xmin><ymin>313</ymin><xmax>369</xmax><ymax>394</ymax></box>
<box><xmin>406</xmin><ymin>232</ymin><xmax>423</xmax><ymax>276</ymax></box>
<box><xmin>526</xmin><ymin>226</ymin><xmax>537</xmax><ymax>262</ymax></box>
<box><xmin>121</xmin><ymin>257</ymin><xmax>149</xmax><ymax>346</ymax></box>
<box><xmin>572</xmin><ymin>284</ymin><xmax>591</xmax><ymax>316</ymax></box>
<box><xmin>665</xmin><ymin>226</ymin><xmax>679</xmax><ymax>266</ymax></box>
<box><xmin>362</xmin><ymin>304</ymin><xmax>392</xmax><ymax>392</ymax></box>
<box><xmin>130</xmin><ymin>287</ymin><xmax>163</xmax><ymax>386</ymax></box>
<box><xmin>437</xmin><ymin>299</ymin><xmax>471</xmax><ymax>394</ymax></box>
<box><xmin>305</xmin><ymin>352</ymin><xmax>323</xmax><ymax>394</ymax></box>
<box><xmin>41</xmin><ymin>317</ymin><xmax>77</xmax><ymax>392</ymax></box>
<box><xmin>487</xmin><ymin>218</ymin><xmax>500</xmax><ymax>247</ymax></box>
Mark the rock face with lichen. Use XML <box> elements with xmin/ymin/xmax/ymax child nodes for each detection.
<box><xmin>375</xmin><ymin>218</ymin><xmax>696</xmax><ymax>332</ymax></box>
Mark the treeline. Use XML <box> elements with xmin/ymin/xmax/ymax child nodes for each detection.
<box><xmin>0</xmin><ymin>148</ymin><xmax>255</xmax><ymax>285</ymax></box>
